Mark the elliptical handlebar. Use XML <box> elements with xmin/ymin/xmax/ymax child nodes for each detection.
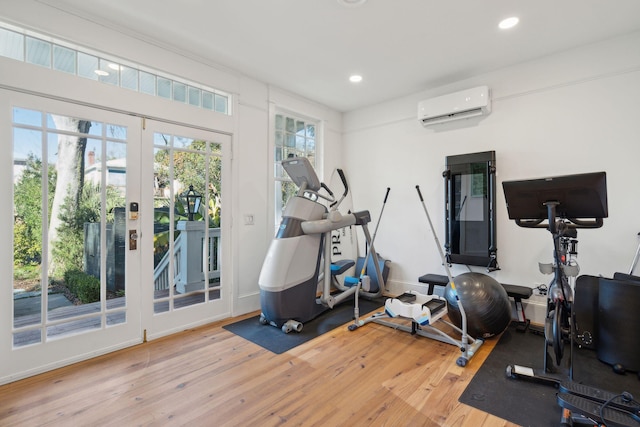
<box><xmin>338</xmin><ymin>169</ymin><xmax>348</xmax><ymax>196</ymax></box>
<box><xmin>298</xmin><ymin>183</ymin><xmax>336</xmax><ymax>204</ymax></box>
<box><xmin>329</xmin><ymin>168</ymin><xmax>349</xmax><ymax>210</ymax></box>
<box><xmin>321</xmin><ymin>183</ymin><xmax>334</xmax><ymax>198</ymax></box>
<box><xmin>415</xmin><ymin>185</ymin><xmax>455</xmax><ymax>284</ymax></box>
<box><xmin>416</xmin><ymin>184</ymin><xmax>471</xmax><ymax>361</ymax></box>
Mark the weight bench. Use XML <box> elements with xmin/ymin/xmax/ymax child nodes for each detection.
<box><xmin>418</xmin><ymin>273</ymin><xmax>533</xmax><ymax>332</ymax></box>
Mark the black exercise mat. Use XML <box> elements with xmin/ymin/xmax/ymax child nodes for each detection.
<box><xmin>223</xmin><ymin>298</ymin><xmax>384</xmax><ymax>354</ymax></box>
<box><xmin>459</xmin><ymin>324</ymin><xmax>640</xmax><ymax>426</ymax></box>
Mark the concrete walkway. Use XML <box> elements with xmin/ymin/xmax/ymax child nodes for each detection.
<box><xmin>13</xmin><ymin>291</ymin><xmax>74</xmax><ymax>317</ymax></box>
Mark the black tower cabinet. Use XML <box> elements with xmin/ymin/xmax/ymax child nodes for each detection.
<box><xmin>597</xmin><ymin>277</ymin><xmax>640</xmax><ymax>372</ymax></box>
<box><xmin>443</xmin><ymin>151</ymin><xmax>497</xmax><ymax>270</ymax></box>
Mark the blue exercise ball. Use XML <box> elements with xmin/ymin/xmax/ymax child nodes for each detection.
<box><xmin>444</xmin><ymin>272</ymin><xmax>511</xmax><ymax>339</ymax></box>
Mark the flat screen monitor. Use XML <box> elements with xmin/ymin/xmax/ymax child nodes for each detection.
<box><xmin>502</xmin><ymin>171</ymin><xmax>608</xmax><ymax>223</ymax></box>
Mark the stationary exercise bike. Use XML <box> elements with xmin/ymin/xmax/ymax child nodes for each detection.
<box><xmin>501</xmin><ymin>173</ymin><xmax>640</xmax><ymax>426</ymax></box>
<box><xmin>538</xmin><ymin>203</ymin><xmax>581</xmax><ymax>378</ymax></box>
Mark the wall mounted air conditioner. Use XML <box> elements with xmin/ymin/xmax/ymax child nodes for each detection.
<box><xmin>418</xmin><ymin>86</ymin><xmax>491</xmax><ymax>126</ymax></box>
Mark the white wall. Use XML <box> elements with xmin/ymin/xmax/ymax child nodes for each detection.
<box><xmin>342</xmin><ymin>31</ymin><xmax>640</xmax><ymax>319</ymax></box>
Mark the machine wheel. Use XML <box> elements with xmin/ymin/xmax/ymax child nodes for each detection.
<box><xmin>552</xmin><ymin>301</ymin><xmax>565</xmax><ymax>366</ymax></box>
<box><xmin>505</xmin><ymin>365</ymin><xmax>515</xmax><ymax>378</ymax></box>
<box><xmin>348</xmin><ymin>324</ymin><xmax>358</xmax><ymax>331</ymax></box>
<box><xmin>612</xmin><ymin>363</ymin><xmax>626</xmax><ymax>375</ymax></box>
<box><xmin>281</xmin><ymin>319</ymin><xmax>303</xmax><ymax>333</ymax></box>
<box><xmin>259</xmin><ymin>314</ymin><xmax>268</xmax><ymax>325</ymax></box>
<box><xmin>456</xmin><ymin>357</ymin><xmax>468</xmax><ymax>367</ymax></box>
<box><xmin>544</xmin><ymin>309</ymin><xmax>554</xmax><ymax>347</ymax></box>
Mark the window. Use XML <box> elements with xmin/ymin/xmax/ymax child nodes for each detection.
<box><xmin>273</xmin><ymin>113</ymin><xmax>317</xmax><ymax>226</ymax></box>
<box><xmin>0</xmin><ymin>23</ymin><xmax>231</xmax><ymax>115</ymax></box>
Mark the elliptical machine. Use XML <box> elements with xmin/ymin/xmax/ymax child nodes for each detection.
<box><xmin>258</xmin><ymin>157</ymin><xmax>385</xmax><ymax>333</ymax></box>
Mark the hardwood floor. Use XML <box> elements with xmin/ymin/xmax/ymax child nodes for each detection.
<box><xmin>0</xmin><ymin>310</ymin><xmax>519</xmax><ymax>427</ymax></box>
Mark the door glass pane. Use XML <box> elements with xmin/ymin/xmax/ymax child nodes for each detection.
<box><xmin>13</xmin><ymin>126</ymin><xmax>44</xmax><ymax>332</ymax></box>
<box><xmin>188</xmin><ymin>86</ymin><xmax>201</xmax><ymax>107</ymax></box>
<box><xmin>103</xmin><ymin>140</ymin><xmax>127</xmax><ymax>324</ymax></box>
<box><xmin>12</xmin><ymin>107</ymin><xmax>129</xmax><ymax>347</ymax></box>
<box><xmin>140</xmin><ymin>71</ymin><xmax>156</xmax><ymax>95</ymax></box>
<box><xmin>207</xmin><ymin>143</ymin><xmax>222</xmax><ymax>300</ymax></box>
<box><xmin>157</xmin><ymin>77</ymin><xmax>172</xmax><ymax>99</ymax></box>
<box><xmin>78</xmin><ymin>52</ymin><xmax>100</xmax><ymax>80</ymax></box>
<box><xmin>53</xmin><ymin>45</ymin><xmax>76</xmax><ymax>74</ymax></box>
<box><xmin>0</xmin><ymin>27</ymin><xmax>24</xmax><ymax>61</ymax></box>
<box><xmin>202</xmin><ymin>92</ymin><xmax>214</xmax><ymax>110</ymax></box>
<box><xmin>214</xmin><ymin>94</ymin><xmax>228</xmax><ymax>114</ymax></box>
<box><xmin>152</xmin><ymin>133</ymin><xmax>222</xmax><ymax>314</ymax></box>
<box><xmin>98</xmin><ymin>59</ymin><xmax>119</xmax><ymax>86</ymax></box>
<box><xmin>120</xmin><ymin>66</ymin><xmax>139</xmax><ymax>91</ymax></box>
<box><xmin>26</xmin><ymin>37</ymin><xmax>51</xmax><ymax>68</ymax></box>
<box><xmin>173</xmin><ymin>82</ymin><xmax>186</xmax><ymax>103</ymax></box>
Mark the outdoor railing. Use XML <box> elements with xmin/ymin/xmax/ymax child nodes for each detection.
<box><xmin>153</xmin><ymin>226</ymin><xmax>221</xmax><ymax>291</ymax></box>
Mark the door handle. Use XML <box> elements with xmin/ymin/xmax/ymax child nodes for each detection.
<box><xmin>129</xmin><ymin>230</ymin><xmax>138</xmax><ymax>250</ymax></box>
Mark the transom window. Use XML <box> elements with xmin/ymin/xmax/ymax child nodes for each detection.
<box><xmin>0</xmin><ymin>23</ymin><xmax>231</xmax><ymax>114</ymax></box>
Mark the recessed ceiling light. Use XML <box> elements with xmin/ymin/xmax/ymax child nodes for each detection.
<box><xmin>349</xmin><ymin>74</ymin><xmax>363</xmax><ymax>83</ymax></box>
<box><xmin>94</xmin><ymin>69</ymin><xmax>109</xmax><ymax>76</ymax></box>
<box><xmin>337</xmin><ymin>0</ymin><xmax>367</xmax><ymax>8</ymax></box>
<box><xmin>108</xmin><ymin>63</ymin><xmax>121</xmax><ymax>71</ymax></box>
<box><xmin>499</xmin><ymin>16</ymin><xmax>519</xmax><ymax>30</ymax></box>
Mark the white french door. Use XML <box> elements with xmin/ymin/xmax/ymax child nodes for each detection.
<box><xmin>140</xmin><ymin>119</ymin><xmax>231</xmax><ymax>339</ymax></box>
<box><xmin>1</xmin><ymin>90</ymin><xmax>143</xmax><ymax>383</ymax></box>
<box><xmin>1</xmin><ymin>92</ymin><xmax>231</xmax><ymax>384</ymax></box>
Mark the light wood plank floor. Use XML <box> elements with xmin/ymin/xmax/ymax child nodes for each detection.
<box><xmin>0</xmin><ymin>310</ymin><xmax>519</xmax><ymax>427</ymax></box>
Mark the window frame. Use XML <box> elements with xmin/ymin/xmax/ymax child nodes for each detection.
<box><xmin>271</xmin><ymin>108</ymin><xmax>320</xmax><ymax>229</ymax></box>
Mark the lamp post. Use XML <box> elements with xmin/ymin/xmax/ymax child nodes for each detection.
<box><xmin>176</xmin><ymin>185</ymin><xmax>204</xmax><ymax>294</ymax></box>
<box><xmin>182</xmin><ymin>185</ymin><xmax>202</xmax><ymax>221</ymax></box>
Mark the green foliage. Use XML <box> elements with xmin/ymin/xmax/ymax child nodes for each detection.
<box><xmin>152</xmin><ymin>140</ymin><xmax>222</xmax><ymax>265</ymax></box>
<box><xmin>63</xmin><ymin>269</ymin><xmax>100</xmax><ymax>304</ymax></box>
<box><xmin>13</xmin><ymin>155</ymin><xmax>56</xmax><ymax>266</ymax></box>
<box><xmin>281</xmin><ymin>181</ymin><xmax>298</xmax><ymax>215</ymax></box>
<box><xmin>154</xmin><ymin>140</ymin><xmax>222</xmax><ymax>226</ymax></box>
<box><xmin>51</xmin><ymin>181</ymin><xmax>125</xmax><ymax>278</ymax></box>
<box><xmin>51</xmin><ymin>208</ymin><xmax>87</xmax><ymax>277</ymax></box>
<box><xmin>13</xmin><ymin>219</ymin><xmax>40</xmax><ymax>266</ymax></box>
<box><xmin>13</xmin><ymin>264</ymin><xmax>40</xmax><ymax>282</ymax></box>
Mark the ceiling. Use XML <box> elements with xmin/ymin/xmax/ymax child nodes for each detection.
<box><xmin>37</xmin><ymin>0</ymin><xmax>640</xmax><ymax>112</ymax></box>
